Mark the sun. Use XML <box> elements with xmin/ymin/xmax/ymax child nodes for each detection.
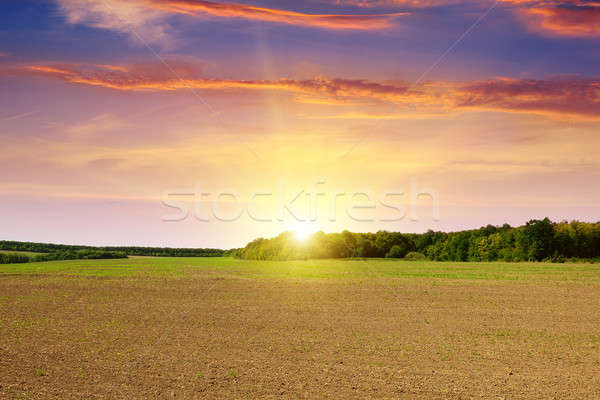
<box><xmin>293</xmin><ymin>224</ymin><xmax>313</xmax><ymax>242</ymax></box>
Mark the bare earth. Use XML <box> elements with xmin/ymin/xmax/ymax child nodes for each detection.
<box><xmin>1</xmin><ymin>260</ymin><xmax>599</xmax><ymax>399</ymax></box>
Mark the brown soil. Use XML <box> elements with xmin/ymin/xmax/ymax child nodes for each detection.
<box><xmin>1</xmin><ymin>275</ymin><xmax>599</xmax><ymax>399</ymax></box>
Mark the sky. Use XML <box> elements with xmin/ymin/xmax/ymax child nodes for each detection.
<box><xmin>1</xmin><ymin>0</ymin><xmax>599</xmax><ymax>248</ymax></box>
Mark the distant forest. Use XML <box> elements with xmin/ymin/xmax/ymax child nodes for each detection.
<box><xmin>0</xmin><ymin>241</ymin><xmax>228</xmax><ymax>263</ymax></box>
<box><xmin>233</xmin><ymin>219</ymin><xmax>600</xmax><ymax>262</ymax></box>
<box><xmin>0</xmin><ymin>250</ymin><xmax>128</xmax><ymax>264</ymax></box>
<box><xmin>4</xmin><ymin>219</ymin><xmax>600</xmax><ymax>264</ymax></box>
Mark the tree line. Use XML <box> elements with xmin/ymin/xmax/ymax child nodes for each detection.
<box><xmin>233</xmin><ymin>219</ymin><xmax>600</xmax><ymax>262</ymax></box>
<box><xmin>0</xmin><ymin>253</ymin><xmax>31</xmax><ymax>264</ymax></box>
<box><xmin>0</xmin><ymin>249</ymin><xmax>128</xmax><ymax>264</ymax></box>
<box><xmin>0</xmin><ymin>241</ymin><xmax>228</xmax><ymax>257</ymax></box>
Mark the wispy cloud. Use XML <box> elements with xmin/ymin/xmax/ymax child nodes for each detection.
<box><xmin>1</xmin><ymin>111</ymin><xmax>37</xmax><ymax>122</ymax></box>
<box><xmin>147</xmin><ymin>0</ymin><xmax>407</xmax><ymax>29</ymax></box>
<box><xmin>455</xmin><ymin>77</ymin><xmax>600</xmax><ymax>119</ymax></box>
<box><xmin>9</xmin><ymin>61</ymin><xmax>600</xmax><ymax>119</ymax></box>
<box><xmin>56</xmin><ymin>0</ymin><xmax>173</xmax><ymax>45</ymax></box>
<box><xmin>519</xmin><ymin>3</ymin><xmax>600</xmax><ymax>37</ymax></box>
<box><xmin>54</xmin><ymin>0</ymin><xmax>600</xmax><ymax>43</ymax></box>
<box><xmin>324</xmin><ymin>0</ymin><xmax>465</xmax><ymax>7</ymax></box>
<box><xmin>485</xmin><ymin>1</ymin><xmax>600</xmax><ymax>38</ymax></box>
<box><xmin>329</xmin><ymin>0</ymin><xmax>600</xmax><ymax>37</ymax></box>
<box><xmin>17</xmin><ymin>61</ymin><xmax>417</xmax><ymax>94</ymax></box>
<box><xmin>55</xmin><ymin>0</ymin><xmax>407</xmax><ymax>40</ymax></box>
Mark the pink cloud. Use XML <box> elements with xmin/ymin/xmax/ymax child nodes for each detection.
<box><xmin>8</xmin><ymin>61</ymin><xmax>600</xmax><ymax>119</ymax></box>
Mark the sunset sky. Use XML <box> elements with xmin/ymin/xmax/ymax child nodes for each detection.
<box><xmin>1</xmin><ymin>0</ymin><xmax>599</xmax><ymax>248</ymax></box>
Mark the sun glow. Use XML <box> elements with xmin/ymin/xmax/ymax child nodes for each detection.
<box><xmin>294</xmin><ymin>224</ymin><xmax>314</xmax><ymax>242</ymax></box>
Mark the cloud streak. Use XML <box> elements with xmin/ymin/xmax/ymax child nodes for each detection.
<box><xmin>520</xmin><ymin>3</ymin><xmax>600</xmax><ymax>37</ymax></box>
<box><xmin>329</xmin><ymin>0</ymin><xmax>600</xmax><ymax>37</ymax></box>
<box><xmin>54</xmin><ymin>0</ymin><xmax>600</xmax><ymax>41</ymax></box>
<box><xmin>146</xmin><ymin>0</ymin><xmax>407</xmax><ymax>29</ymax></box>
<box><xmin>9</xmin><ymin>62</ymin><xmax>600</xmax><ymax>119</ymax></box>
<box><xmin>56</xmin><ymin>0</ymin><xmax>172</xmax><ymax>45</ymax></box>
<box><xmin>55</xmin><ymin>0</ymin><xmax>407</xmax><ymax>39</ymax></box>
<box><xmin>1</xmin><ymin>111</ymin><xmax>37</xmax><ymax>122</ymax></box>
<box><xmin>455</xmin><ymin>77</ymin><xmax>600</xmax><ymax>119</ymax></box>
<box><xmin>17</xmin><ymin>62</ymin><xmax>422</xmax><ymax>99</ymax></box>
<box><xmin>324</xmin><ymin>0</ymin><xmax>465</xmax><ymax>7</ymax></box>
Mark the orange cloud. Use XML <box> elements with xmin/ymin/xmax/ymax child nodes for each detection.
<box><xmin>455</xmin><ymin>77</ymin><xmax>600</xmax><ymax>119</ymax></box>
<box><xmin>25</xmin><ymin>65</ymin><xmax>74</xmax><ymax>76</ymax></box>
<box><xmin>54</xmin><ymin>0</ymin><xmax>600</xmax><ymax>38</ymax></box>
<box><xmin>18</xmin><ymin>62</ymin><xmax>424</xmax><ymax>100</ymax></box>
<box><xmin>521</xmin><ymin>3</ymin><xmax>600</xmax><ymax>37</ymax></box>
<box><xmin>10</xmin><ymin>62</ymin><xmax>600</xmax><ymax>119</ymax></box>
<box><xmin>324</xmin><ymin>0</ymin><xmax>465</xmax><ymax>7</ymax></box>
<box><xmin>144</xmin><ymin>0</ymin><xmax>407</xmax><ymax>29</ymax></box>
<box><xmin>54</xmin><ymin>0</ymin><xmax>407</xmax><ymax>49</ymax></box>
<box><xmin>329</xmin><ymin>0</ymin><xmax>600</xmax><ymax>37</ymax></box>
<box><xmin>491</xmin><ymin>1</ymin><xmax>600</xmax><ymax>37</ymax></box>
